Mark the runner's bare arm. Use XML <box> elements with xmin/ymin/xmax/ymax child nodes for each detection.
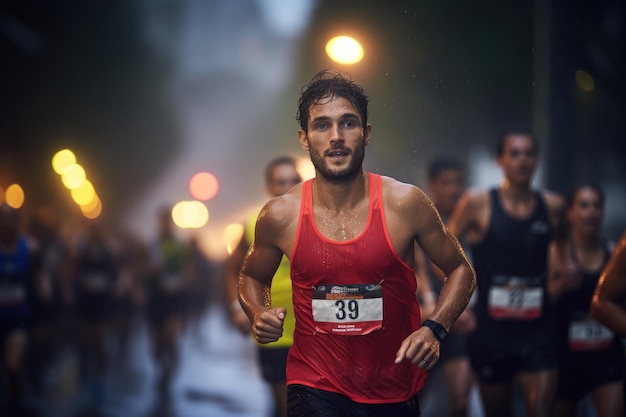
<box><xmin>238</xmin><ymin>199</ymin><xmax>291</xmax><ymax>343</ymax></box>
<box><xmin>391</xmin><ymin>184</ymin><xmax>476</xmax><ymax>368</ymax></box>
<box><xmin>414</xmin><ymin>190</ymin><xmax>476</xmax><ymax>332</ymax></box>
<box><xmin>591</xmin><ymin>231</ymin><xmax>626</xmax><ymax>336</ymax></box>
<box><xmin>224</xmin><ymin>231</ymin><xmax>253</xmax><ymax>334</ymax></box>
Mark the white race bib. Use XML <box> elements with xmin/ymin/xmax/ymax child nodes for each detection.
<box><xmin>488</xmin><ymin>275</ymin><xmax>543</xmax><ymax>320</ymax></box>
<box><xmin>569</xmin><ymin>316</ymin><xmax>613</xmax><ymax>351</ymax></box>
<box><xmin>312</xmin><ymin>284</ymin><xmax>383</xmax><ymax>336</ymax></box>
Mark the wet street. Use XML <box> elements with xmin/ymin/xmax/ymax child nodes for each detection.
<box><xmin>23</xmin><ymin>304</ymin><xmax>273</xmax><ymax>417</ymax></box>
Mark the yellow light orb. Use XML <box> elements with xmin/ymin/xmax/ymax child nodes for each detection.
<box><xmin>71</xmin><ymin>180</ymin><xmax>96</xmax><ymax>206</ymax></box>
<box><xmin>326</xmin><ymin>36</ymin><xmax>364</xmax><ymax>65</ymax></box>
<box><xmin>61</xmin><ymin>163</ymin><xmax>87</xmax><ymax>189</ymax></box>
<box><xmin>5</xmin><ymin>184</ymin><xmax>25</xmax><ymax>209</ymax></box>
<box><xmin>81</xmin><ymin>193</ymin><xmax>101</xmax><ymax>212</ymax></box>
<box><xmin>81</xmin><ymin>197</ymin><xmax>102</xmax><ymax>219</ymax></box>
<box><xmin>172</xmin><ymin>201</ymin><xmax>209</xmax><ymax>229</ymax></box>
<box><xmin>52</xmin><ymin>149</ymin><xmax>77</xmax><ymax>175</ymax></box>
<box><xmin>171</xmin><ymin>201</ymin><xmax>187</xmax><ymax>228</ymax></box>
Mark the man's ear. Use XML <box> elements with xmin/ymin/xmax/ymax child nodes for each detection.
<box><xmin>364</xmin><ymin>124</ymin><xmax>372</xmax><ymax>146</ymax></box>
<box><xmin>298</xmin><ymin>129</ymin><xmax>309</xmax><ymax>151</ymax></box>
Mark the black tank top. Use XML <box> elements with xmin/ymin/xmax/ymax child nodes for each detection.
<box><xmin>470</xmin><ymin>188</ymin><xmax>554</xmax><ymax>350</ymax></box>
<box><xmin>556</xmin><ymin>244</ymin><xmax>622</xmax><ymax>355</ymax></box>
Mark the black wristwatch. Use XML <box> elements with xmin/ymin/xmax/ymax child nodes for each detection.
<box><xmin>421</xmin><ymin>319</ymin><xmax>448</xmax><ymax>343</ymax></box>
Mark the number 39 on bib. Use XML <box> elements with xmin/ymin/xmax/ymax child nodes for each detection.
<box><xmin>312</xmin><ymin>284</ymin><xmax>383</xmax><ymax>336</ymax></box>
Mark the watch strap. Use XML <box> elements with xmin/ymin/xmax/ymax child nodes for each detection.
<box><xmin>421</xmin><ymin>319</ymin><xmax>448</xmax><ymax>343</ymax></box>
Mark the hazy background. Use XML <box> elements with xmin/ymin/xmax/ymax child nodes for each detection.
<box><xmin>2</xmin><ymin>0</ymin><xmax>625</xmax><ymax>258</ymax></box>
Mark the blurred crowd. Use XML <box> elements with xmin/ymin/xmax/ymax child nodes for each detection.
<box><xmin>0</xmin><ymin>202</ymin><xmax>271</xmax><ymax>417</ymax></box>
<box><xmin>0</xmin><ymin>146</ymin><xmax>624</xmax><ymax>417</ymax></box>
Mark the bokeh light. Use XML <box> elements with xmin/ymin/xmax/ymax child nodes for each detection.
<box><xmin>80</xmin><ymin>197</ymin><xmax>102</xmax><ymax>219</ymax></box>
<box><xmin>223</xmin><ymin>223</ymin><xmax>244</xmax><ymax>254</ymax></box>
<box><xmin>575</xmin><ymin>70</ymin><xmax>595</xmax><ymax>92</ymax></box>
<box><xmin>189</xmin><ymin>171</ymin><xmax>219</xmax><ymax>201</ymax></box>
<box><xmin>81</xmin><ymin>193</ymin><xmax>101</xmax><ymax>213</ymax></box>
<box><xmin>71</xmin><ymin>180</ymin><xmax>96</xmax><ymax>206</ymax></box>
<box><xmin>5</xmin><ymin>184</ymin><xmax>25</xmax><ymax>209</ymax></box>
<box><xmin>296</xmin><ymin>157</ymin><xmax>315</xmax><ymax>180</ymax></box>
<box><xmin>52</xmin><ymin>149</ymin><xmax>77</xmax><ymax>175</ymax></box>
<box><xmin>325</xmin><ymin>36</ymin><xmax>364</xmax><ymax>64</ymax></box>
<box><xmin>172</xmin><ymin>200</ymin><xmax>209</xmax><ymax>229</ymax></box>
<box><xmin>61</xmin><ymin>163</ymin><xmax>87</xmax><ymax>189</ymax></box>
<box><xmin>52</xmin><ymin>149</ymin><xmax>103</xmax><ymax>219</ymax></box>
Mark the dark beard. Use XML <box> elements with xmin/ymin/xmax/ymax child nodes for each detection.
<box><xmin>308</xmin><ymin>140</ymin><xmax>365</xmax><ymax>183</ymax></box>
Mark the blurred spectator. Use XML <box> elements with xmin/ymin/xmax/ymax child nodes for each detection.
<box><xmin>146</xmin><ymin>206</ymin><xmax>193</xmax><ymax>413</ymax></box>
<box><xmin>69</xmin><ymin>220</ymin><xmax>122</xmax><ymax>411</ymax></box>
<box><xmin>0</xmin><ymin>204</ymin><xmax>43</xmax><ymax>415</ymax></box>
<box><xmin>548</xmin><ymin>183</ymin><xmax>623</xmax><ymax>417</ymax></box>
<box><xmin>23</xmin><ymin>207</ymin><xmax>73</xmax><ymax>412</ymax></box>
<box><xmin>448</xmin><ymin>130</ymin><xmax>564</xmax><ymax>417</ymax></box>
<box><xmin>185</xmin><ymin>237</ymin><xmax>214</xmax><ymax>327</ymax></box>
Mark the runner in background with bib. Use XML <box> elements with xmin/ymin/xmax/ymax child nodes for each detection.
<box><xmin>548</xmin><ymin>184</ymin><xmax>623</xmax><ymax>417</ymax></box>
<box><xmin>238</xmin><ymin>70</ymin><xmax>476</xmax><ymax>417</ymax></box>
<box><xmin>448</xmin><ymin>130</ymin><xmax>564</xmax><ymax>417</ymax></box>
<box><xmin>224</xmin><ymin>155</ymin><xmax>302</xmax><ymax>417</ymax></box>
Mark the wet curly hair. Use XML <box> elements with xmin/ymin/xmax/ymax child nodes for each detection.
<box><xmin>296</xmin><ymin>69</ymin><xmax>369</xmax><ymax>134</ymax></box>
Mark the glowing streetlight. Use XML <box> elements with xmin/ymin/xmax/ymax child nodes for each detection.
<box><xmin>326</xmin><ymin>36</ymin><xmax>364</xmax><ymax>64</ymax></box>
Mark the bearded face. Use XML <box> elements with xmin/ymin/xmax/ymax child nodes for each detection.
<box><xmin>299</xmin><ymin>96</ymin><xmax>370</xmax><ymax>183</ymax></box>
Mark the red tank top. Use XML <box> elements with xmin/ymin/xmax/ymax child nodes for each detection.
<box><xmin>287</xmin><ymin>173</ymin><xmax>426</xmax><ymax>403</ymax></box>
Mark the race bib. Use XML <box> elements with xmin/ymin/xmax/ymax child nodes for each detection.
<box><xmin>488</xmin><ymin>275</ymin><xmax>543</xmax><ymax>320</ymax></box>
<box><xmin>312</xmin><ymin>284</ymin><xmax>383</xmax><ymax>336</ymax></box>
<box><xmin>569</xmin><ymin>316</ymin><xmax>613</xmax><ymax>351</ymax></box>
